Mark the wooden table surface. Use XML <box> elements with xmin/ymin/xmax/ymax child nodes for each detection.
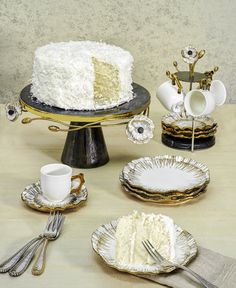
<box><xmin>0</xmin><ymin>102</ymin><xmax>235</xmax><ymax>288</ymax></box>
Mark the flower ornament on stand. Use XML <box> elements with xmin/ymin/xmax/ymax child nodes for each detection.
<box><xmin>181</xmin><ymin>45</ymin><xmax>199</xmax><ymax>64</ymax></box>
<box><xmin>180</xmin><ymin>45</ymin><xmax>205</xmax><ymax>90</ymax></box>
<box><xmin>156</xmin><ymin>45</ymin><xmax>226</xmax><ymax>151</ymax></box>
<box><xmin>5</xmin><ymin>102</ymin><xmax>22</xmax><ymax>121</ymax></box>
<box><xmin>126</xmin><ymin>115</ymin><xmax>155</xmax><ymax>144</ymax></box>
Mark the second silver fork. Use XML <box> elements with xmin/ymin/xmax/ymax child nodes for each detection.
<box><xmin>8</xmin><ymin>211</ymin><xmax>64</xmax><ymax>277</ymax></box>
<box><xmin>142</xmin><ymin>240</ymin><xmax>218</xmax><ymax>288</ymax></box>
<box><xmin>0</xmin><ymin>213</ymin><xmax>55</xmax><ymax>273</ymax></box>
<box><xmin>32</xmin><ymin>211</ymin><xmax>65</xmax><ymax>275</ymax></box>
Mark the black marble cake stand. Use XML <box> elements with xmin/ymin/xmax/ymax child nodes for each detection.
<box><xmin>20</xmin><ymin>83</ymin><xmax>151</xmax><ymax>168</ymax></box>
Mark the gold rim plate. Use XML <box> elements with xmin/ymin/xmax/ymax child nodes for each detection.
<box><xmin>121</xmin><ymin>184</ymin><xmax>206</xmax><ymax>205</ymax></box>
<box><xmin>91</xmin><ymin>218</ymin><xmax>197</xmax><ymax>274</ymax></box>
<box><xmin>121</xmin><ymin>155</ymin><xmax>210</xmax><ymax>194</ymax></box>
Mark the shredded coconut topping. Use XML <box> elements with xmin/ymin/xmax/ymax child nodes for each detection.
<box><xmin>31</xmin><ymin>41</ymin><xmax>134</xmax><ymax>110</ymax></box>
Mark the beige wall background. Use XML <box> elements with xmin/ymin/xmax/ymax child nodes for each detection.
<box><xmin>0</xmin><ymin>0</ymin><xmax>235</xmax><ymax>103</ymax></box>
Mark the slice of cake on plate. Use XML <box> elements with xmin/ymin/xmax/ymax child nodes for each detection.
<box><xmin>115</xmin><ymin>211</ymin><xmax>177</xmax><ymax>265</ymax></box>
<box><xmin>31</xmin><ymin>41</ymin><xmax>134</xmax><ymax>110</ymax></box>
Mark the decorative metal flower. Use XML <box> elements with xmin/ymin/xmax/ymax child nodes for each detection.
<box><xmin>126</xmin><ymin>115</ymin><xmax>155</xmax><ymax>144</ymax></box>
<box><xmin>5</xmin><ymin>102</ymin><xmax>22</xmax><ymax>121</ymax></box>
<box><xmin>181</xmin><ymin>45</ymin><xmax>198</xmax><ymax>64</ymax></box>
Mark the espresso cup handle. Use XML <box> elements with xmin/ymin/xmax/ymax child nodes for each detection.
<box><xmin>70</xmin><ymin>173</ymin><xmax>85</xmax><ymax>195</ymax></box>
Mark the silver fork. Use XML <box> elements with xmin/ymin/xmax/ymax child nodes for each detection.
<box><xmin>31</xmin><ymin>212</ymin><xmax>65</xmax><ymax>275</ymax></box>
<box><xmin>0</xmin><ymin>213</ymin><xmax>54</xmax><ymax>273</ymax></box>
<box><xmin>142</xmin><ymin>240</ymin><xmax>218</xmax><ymax>288</ymax></box>
<box><xmin>8</xmin><ymin>211</ymin><xmax>63</xmax><ymax>277</ymax></box>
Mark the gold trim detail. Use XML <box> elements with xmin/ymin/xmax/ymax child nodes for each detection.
<box><xmin>20</xmin><ymin>98</ymin><xmax>150</xmax><ymax>133</ymax></box>
<box><xmin>20</xmin><ymin>98</ymin><xmax>150</xmax><ymax>123</ymax></box>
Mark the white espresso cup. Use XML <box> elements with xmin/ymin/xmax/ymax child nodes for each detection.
<box><xmin>156</xmin><ymin>81</ymin><xmax>184</xmax><ymax>111</ymax></box>
<box><xmin>40</xmin><ymin>163</ymin><xmax>81</xmax><ymax>201</ymax></box>
<box><xmin>184</xmin><ymin>89</ymin><xmax>216</xmax><ymax>117</ymax></box>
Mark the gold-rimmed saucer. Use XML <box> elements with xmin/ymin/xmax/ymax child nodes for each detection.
<box><xmin>162</xmin><ymin>113</ymin><xmax>217</xmax><ymax>132</ymax></box>
<box><xmin>162</xmin><ymin>129</ymin><xmax>216</xmax><ymax>139</ymax></box>
<box><xmin>21</xmin><ymin>174</ymin><xmax>88</xmax><ymax>212</ymax></box>
<box><xmin>162</xmin><ymin>122</ymin><xmax>217</xmax><ymax>134</ymax></box>
<box><xmin>162</xmin><ymin>123</ymin><xmax>217</xmax><ymax>135</ymax></box>
<box><xmin>161</xmin><ymin>113</ymin><xmax>217</xmax><ymax>140</ymax></box>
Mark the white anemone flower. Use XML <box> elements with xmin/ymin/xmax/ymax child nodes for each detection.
<box><xmin>181</xmin><ymin>45</ymin><xmax>198</xmax><ymax>64</ymax></box>
<box><xmin>5</xmin><ymin>102</ymin><xmax>22</xmax><ymax>121</ymax></box>
<box><xmin>126</xmin><ymin>115</ymin><xmax>155</xmax><ymax>144</ymax></box>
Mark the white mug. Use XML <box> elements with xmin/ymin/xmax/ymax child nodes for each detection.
<box><xmin>184</xmin><ymin>80</ymin><xmax>226</xmax><ymax>117</ymax></box>
<box><xmin>156</xmin><ymin>81</ymin><xmax>184</xmax><ymax>111</ymax></box>
<box><xmin>184</xmin><ymin>89</ymin><xmax>216</xmax><ymax>117</ymax></box>
<box><xmin>40</xmin><ymin>163</ymin><xmax>82</xmax><ymax>201</ymax></box>
<box><xmin>210</xmin><ymin>80</ymin><xmax>226</xmax><ymax>106</ymax></box>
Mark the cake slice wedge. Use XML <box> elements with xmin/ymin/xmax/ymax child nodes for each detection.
<box><xmin>115</xmin><ymin>211</ymin><xmax>177</xmax><ymax>265</ymax></box>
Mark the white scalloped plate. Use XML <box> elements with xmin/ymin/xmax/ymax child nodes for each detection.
<box><xmin>122</xmin><ymin>155</ymin><xmax>210</xmax><ymax>193</ymax></box>
<box><xmin>91</xmin><ymin>219</ymin><xmax>197</xmax><ymax>274</ymax></box>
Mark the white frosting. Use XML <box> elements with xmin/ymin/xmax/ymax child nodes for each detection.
<box><xmin>31</xmin><ymin>41</ymin><xmax>134</xmax><ymax>110</ymax></box>
<box><xmin>115</xmin><ymin>211</ymin><xmax>177</xmax><ymax>265</ymax></box>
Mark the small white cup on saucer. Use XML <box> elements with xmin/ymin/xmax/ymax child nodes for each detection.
<box><xmin>156</xmin><ymin>81</ymin><xmax>184</xmax><ymax>111</ymax></box>
<box><xmin>40</xmin><ymin>163</ymin><xmax>73</xmax><ymax>202</ymax></box>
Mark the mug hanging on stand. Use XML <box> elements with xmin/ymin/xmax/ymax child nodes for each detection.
<box><xmin>156</xmin><ymin>81</ymin><xmax>184</xmax><ymax>112</ymax></box>
<box><xmin>184</xmin><ymin>80</ymin><xmax>226</xmax><ymax>117</ymax></box>
<box><xmin>184</xmin><ymin>80</ymin><xmax>226</xmax><ymax>152</ymax></box>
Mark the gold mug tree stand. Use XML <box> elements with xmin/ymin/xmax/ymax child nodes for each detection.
<box><xmin>161</xmin><ymin>46</ymin><xmax>219</xmax><ymax>151</ymax></box>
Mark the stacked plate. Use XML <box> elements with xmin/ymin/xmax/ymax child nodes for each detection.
<box><xmin>120</xmin><ymin>155</ymin><xmax>210</xmax><ymax>205</ymax></box>
<box><xmin>161</xmin><ymin>113</ymin><xmax>217</xmax><ymax>139</ymax></box>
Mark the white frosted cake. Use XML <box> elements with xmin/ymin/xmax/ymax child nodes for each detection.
<box><xmin>31</xmin><ymin>41</ymin><xmax>134</xmax><ymax>110</ymax></box>
<box><xmin>115</xmin><ymin>211</ymin><xmax>177</xmax><ymax>265</ymax></box>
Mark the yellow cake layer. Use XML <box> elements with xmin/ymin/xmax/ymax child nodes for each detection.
<box><xmin>92</xmin><ymin>57</ymin><xmax>120</xmax><ymax>107</ymax></box>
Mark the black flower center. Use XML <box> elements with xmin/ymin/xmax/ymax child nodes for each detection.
<box><xmin>187</xmin><ymin>50</ymin><xmax>193</xmax><ymax>56</ymax></box>
<box><xmin>137</xmin><ymin>127</ymin><xmax>144</xmax><ymax>134</ymax></box>
<box><xmin>8</xmin><ymin>109</ymin><xmax>15</xmax><ymax>116</ymax></box>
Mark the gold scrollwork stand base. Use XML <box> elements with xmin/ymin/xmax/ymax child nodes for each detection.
<box><xmin>20</xmin><ymin>83</ymin><xmax>151</xmax><ymax>168</ymax></box>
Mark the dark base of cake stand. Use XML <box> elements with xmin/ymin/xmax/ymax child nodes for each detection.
<box><xmin>161</xmin><ymin>133</ymin><xmax>215</xmax><ymax>150</ymax></box>
<box><xmin>61</xmin><ymin>122</ymin><xmax>109</xmax><ymax>168</ymax></box>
